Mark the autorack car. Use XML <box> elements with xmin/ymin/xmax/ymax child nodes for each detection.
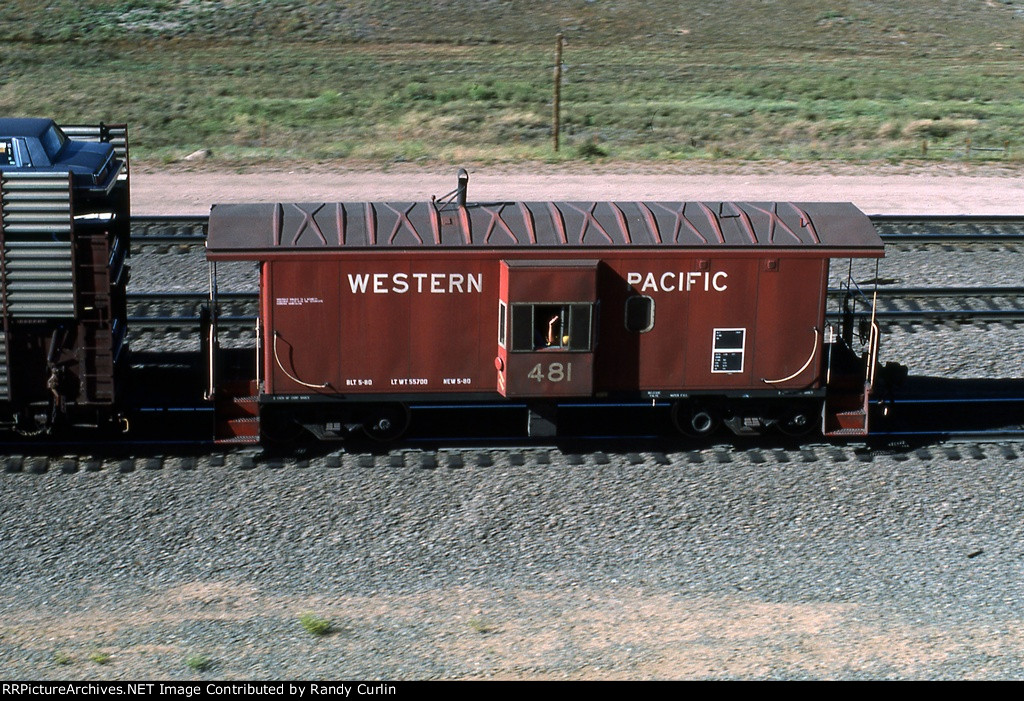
<box><xmin>0</xmin><ymin>117</ymin><xmax>123</xmax><ymax>200</ymax></box>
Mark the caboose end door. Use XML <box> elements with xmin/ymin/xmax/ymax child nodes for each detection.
<box><xmin>496</xmin><ymin>259</ymin><xmax>598</xmax><ymax>398</ymax></box>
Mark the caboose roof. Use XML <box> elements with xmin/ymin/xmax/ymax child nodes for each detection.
<box><xmin>205</xmin><ymin>200</ymin><xmax>883</xmax><ymax>259</ymax></box>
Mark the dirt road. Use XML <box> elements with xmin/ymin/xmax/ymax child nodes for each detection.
<box><xmin>131</xmin><ymin>162</ymin><xmax>1023</xmax><ymax>215</ymax></box>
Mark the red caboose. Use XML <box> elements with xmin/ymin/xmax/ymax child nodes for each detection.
<box><xmin>205</xmin><ymin>175</ymin><xmax>883</xmax><ymax>443</ymax></box>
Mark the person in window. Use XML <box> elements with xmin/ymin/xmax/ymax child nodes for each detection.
<box><xmin>534</xmin><ymin>313</ymin><xmax>563</xmax><ymax>349</ymax></box>
<box><xmin>546</xmin><ymin>314</ymin><xmax>561</xmax><ymax>347</ymax></box>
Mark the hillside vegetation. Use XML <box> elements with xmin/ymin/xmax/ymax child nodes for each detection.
<box><xmin>1</xmin><ymin>0</ymin><xmax>1022</xmax><ymax>165</ymax></box>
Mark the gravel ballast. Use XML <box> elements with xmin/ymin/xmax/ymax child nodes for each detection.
<box><xmin>1</xmin><ymin>445</ymin><xmax>1023</xmax><ymax>679</ymax></box>
<box><xmin>3</xmin><ymin>170</ymin><xmax>1024</xmax><ymax>679</ymax></box>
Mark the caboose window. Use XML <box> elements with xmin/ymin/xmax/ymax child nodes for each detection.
<box><xmin>566</xmin><ymin>304</ymin><xmax>592</xmax><ymax>351</ymax></box>
<box><xmin>498</xmin><ymin>301</ymin><xmax>507</xmax><ymax>347</ymax></box>
<box><xmin>535</xmin><ymin>304</ymin><xmax>564</xmax><ymax>348</ymax></box>
<box><xmin>510</xmin><ymin>305</ymin><xmax>534</xmax><ymax>352</ymax></box>
<box><xmin>624</xmin><ymin>295</ymin><xmax>654</xmax><ymax>333</ymax></box>
<box><xmin>510</xmin><ymin>303</ymin><xmax>592</xmax><ymax>352</ymax></box>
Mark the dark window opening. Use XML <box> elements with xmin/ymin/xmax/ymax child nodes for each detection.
<box><xmin>535</xmin><ymin>304</ymin><xmax>564</xmax><ymax>348</ymax></box>
<box><xmin>511</xmin><ymin>305</ymin><xmax>534</xmax><ymax>352</ymax></box>
<box><xmin>566</xmin><ymin>304</ymin><xmax>591</xmax><ymax>351</ymax></box>
<box><xmin>498</xmin><ymin>301</ymin><xmax>507</xmax><ymax>347</ymax></box>
<box><xmin>624</xmin><ymin>295</ymin><xmax>654</xmax><ymax>333</ymax></box>
<box><xmin>510</xmin><ymin>303</ymin><xmax>592</xmax><ymax>352</ymax></box>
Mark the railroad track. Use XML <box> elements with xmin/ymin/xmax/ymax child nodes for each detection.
<box><xmin>5</xmin><ymin>429</ymin><xmax>1024</xmax><ymax>466</ymax></box>
<box><xmin>132</xmin><ymin>215</ymin><xmax>207</xmax><ymax>247</ymax></box>
<box><xmin>129</xmin><ymin>213</ymin><xmax>1024</xmax><ymax>329</ymax></box>
<box><xmin>8</xmin><ymin>216</ymin><xmax>1023</xmax><ymax>457</ymax></box>
<box><xmin>865</xmin><ymin>286</ymin><xmax>1024</xmax><ymax>322</ymax></box>
<box><xmin>869</xmin><ymin>214</ymin><xmax>1024</xmax><ymax>242</ymax></box>
<box><xmin>125</xmin><ymin>286</ymin><xmax>1024</xmax><ymax>329</ymax></box>
<box><xmin>129</xmin><ymin>291</ymin><xmax>254</xmax><ymax>324</ymax></box>
<box><xmin>131</xmin><ymin>214</ymin><xmax>1024</xmax><ymax>249</ymax></box>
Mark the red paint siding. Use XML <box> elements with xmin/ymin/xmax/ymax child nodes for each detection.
<box><xmin>259</xmin><ymin>249</ymin><xmax>834</xmax><ymax>398</ymax></box>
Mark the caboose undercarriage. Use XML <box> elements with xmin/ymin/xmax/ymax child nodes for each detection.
<box><xmin>208</xmin><ymin>332</ymin><xmax>872</xmax><ymax>444</ymax></box>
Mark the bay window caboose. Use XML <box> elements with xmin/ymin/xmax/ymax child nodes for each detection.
<box><xmin>205</xmin><ymin>181</ymin><xmax>884</xmax><ymax>443</ymax></box>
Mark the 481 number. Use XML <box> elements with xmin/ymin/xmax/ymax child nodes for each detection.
<box><xmin>527</xmin><ymin>362</ymin><xmax>573</xmax><ymax>383</ymax></box>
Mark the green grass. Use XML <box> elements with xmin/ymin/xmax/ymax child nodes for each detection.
<box><xmin>2</xmin><ymin>1</ymin><xmax>1023</xmax><ymax>166</ymax></box>
<box><xmin>185</xmin><ymin>654</ymin><xmax>213</xmax><ymax>672</ymax></box>
<box><xmin>468</xmin><ymin>617</ymin><xmax>497</xmax><ymax>634</ymax></box>
<box><xmin>88</xmin><ymin>650</ymin><xmax>111</xmax><ymax>665</ymax></box>
<box><xmin>299</xmin><ymin>613</ymin><xmax>333</xmax><ymax>636</ymax></box>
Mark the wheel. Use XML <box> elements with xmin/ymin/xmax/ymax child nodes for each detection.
<box><xmin>362</xmin><ymin>403</ymin><xmax>411</xmax><ymax>442</ymax></box>
<box><xmin>776</xmin><ymin>406</ymin><xmax>816</xmax><ymax>437</ymax></box>
<box><xmin>671</xmin><ymin>401</ymin><xmax>720</xmax><ymax>437</ymax></box>
<box><xmin>260</xmin><ymin>407</ymin><xmax>308</xmax><ymax>445</ymax></box>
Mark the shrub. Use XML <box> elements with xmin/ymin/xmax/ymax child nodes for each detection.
<box><xmin>576</xmin><ymin>140</ymin><xmax>608</xmax><ymax>159</ymax></box>
<box><xmin>299</xmin><ymin>613</ymin><xmax>333</xmax><ymax>636</ymax></box>
<box><xmin>89</xmin><ymin>651</ymin><xmax>111</xmax><ymax>665</ymax></box>
<box><xmin>186</xmin><ymin>654</ymin><xmax>213</xmax><ymax>672</ymax></box>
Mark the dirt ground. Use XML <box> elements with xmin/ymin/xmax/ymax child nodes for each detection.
<box><xmin>131</xmin><ymin>161</ymin><xmax>1024</xmax><ymax>215</ymax></box>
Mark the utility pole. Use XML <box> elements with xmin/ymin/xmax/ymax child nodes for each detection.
<box><xmin>553</xmin><ymin>33</ymin><xmax>564</xmax><ymax>152</ymax></box>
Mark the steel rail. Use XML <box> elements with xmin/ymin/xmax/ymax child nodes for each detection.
<box><xmin>126</xmin><ymin>287</ymin><xmax>1024</xmax><ymax>312</ymax></box>
<box><xmin>128</xmin><ymin>310</ymin><xmax>1024</xmax><ymax>329</ymax></box>
<box><xmin>869</xmin><ymin>214</ymin><xmax>1024</xmax><ymax>241</ymax></box>
<box><xmin>129</xmin><ymin>291</ymin><xmax>254</xmax><ymax>302</ymax></box>
<box><xmin>123</xmin><ymin>284</ymin><xmax>1024</xmax><ymax>327</ymax></box>
<box><xmin>869</xmin><ymin>309</ymin><xmax>1024</xmax><ymax>321</ymax></box>
<box><xmin>870</xmin><ymin>286</ymin><xmax>1024</xmax><ymax>297</ymax></box>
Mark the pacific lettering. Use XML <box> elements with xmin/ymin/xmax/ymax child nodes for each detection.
<box><xmin>347</xmin><ymin>272</ymin><xmax>482</xmax><ymax>294</ymax></box>
<box><xmin>626</xmin><ymin>270</ymin><xmax>728</xmax><ymax>293</ymax></box>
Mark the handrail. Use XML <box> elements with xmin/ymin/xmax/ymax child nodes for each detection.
<box><xmin>867</xmin><ymin>285</ymin><xmax>880</xmax><ymax>389</ymax></box>
<box><xmin>763</xmin><ymin>327</ymin><xmax>819</xmax><ymax>385</ymax></box>
<box><xmin>272</xmin><ymin>332</ymin><xmax>330</xmax><ymax>389</ymax></box>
